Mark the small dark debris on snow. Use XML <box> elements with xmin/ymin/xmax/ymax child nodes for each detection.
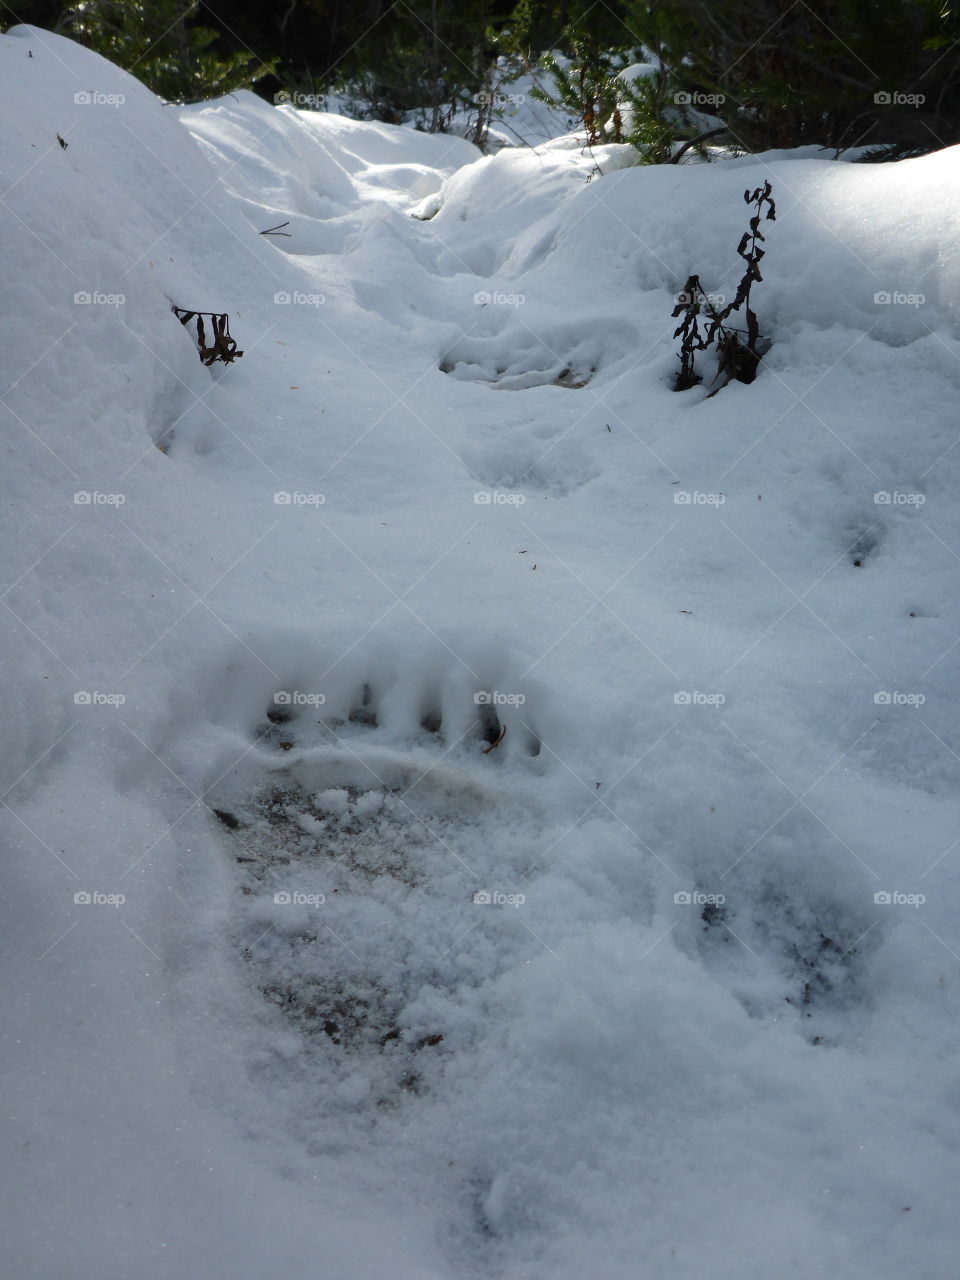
<box><xmin>172</xmin><ymin>305</ymin><xmax>243</xmax><ymax>365</ymax></box>
<box><xmin>701</xmin><ymin>901</ymin><xmax>725</xmax><ymax>928</ymax></box>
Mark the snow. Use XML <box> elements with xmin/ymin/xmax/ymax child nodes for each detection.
<box><xmin>2</xmin><ymin>21</ymin><xmax>960</xmax><ymax>1280</ymax></box>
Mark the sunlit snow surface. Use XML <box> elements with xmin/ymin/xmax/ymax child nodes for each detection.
<box><xmin>2</xmin><ymin>24</ymin><xmax>960</xmax><ymax>1280</ymax></box>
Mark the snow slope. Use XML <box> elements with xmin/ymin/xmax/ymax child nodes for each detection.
<box><xmin>2</xmin><ymin>24</ymin><xmax>960</xmax><ymax>1280</ymax></box>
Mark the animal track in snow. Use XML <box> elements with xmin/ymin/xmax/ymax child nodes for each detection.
<box><xmin>461</xmin><ymin>433</ymin><xmax>600</xmax><ymax>498</ymax></box>
<box><xmin>199</xmin><ymin>632</ymin><xmax>554</xmax><ymax>1109</ymax></box>
<box><xmin>250</xmin><ymin>673</ymin><xmax>541</xmax><ymax>761</ymax></box>
<box><xmin>440</xmin><ymin>317</ymin><xmax>636</xmax><ymax>391</ymax></box>
<box><xmin>684</xmin><ymin>839</ymin><xmax>882</xmax><ymax>1046</ymax></box>
<box><xmin>847</xmin><ymin>521</ymin><xmax>885</xmax><ymax>568</ymax></box>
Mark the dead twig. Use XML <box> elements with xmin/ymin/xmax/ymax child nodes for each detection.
<box><xmin>172</xmin><ymin>305</ymin><xmax>244</xmax><ymax>366</ymax></box>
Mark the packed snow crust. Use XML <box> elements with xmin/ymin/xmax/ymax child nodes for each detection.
<box><xmin>2</xmin><ymin>24</ymin><xmax>960</xmax><ymax>1280</ymax></box>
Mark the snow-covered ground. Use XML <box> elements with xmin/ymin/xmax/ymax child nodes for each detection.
<box><xmin>3</xmin><ymin>24</ymin><xmax>960</xmax><ymax>1280</ymax></box>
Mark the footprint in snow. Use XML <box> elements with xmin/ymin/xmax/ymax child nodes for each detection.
<box><xmin>201</xmin><ymin>635</ymin><xmax>552</xmax><ymax>1108</ymax></box>
<box><xmin>440</xmin><ymin>316</ymin><xmax>635</xmax><ymax>391</ymax></box>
